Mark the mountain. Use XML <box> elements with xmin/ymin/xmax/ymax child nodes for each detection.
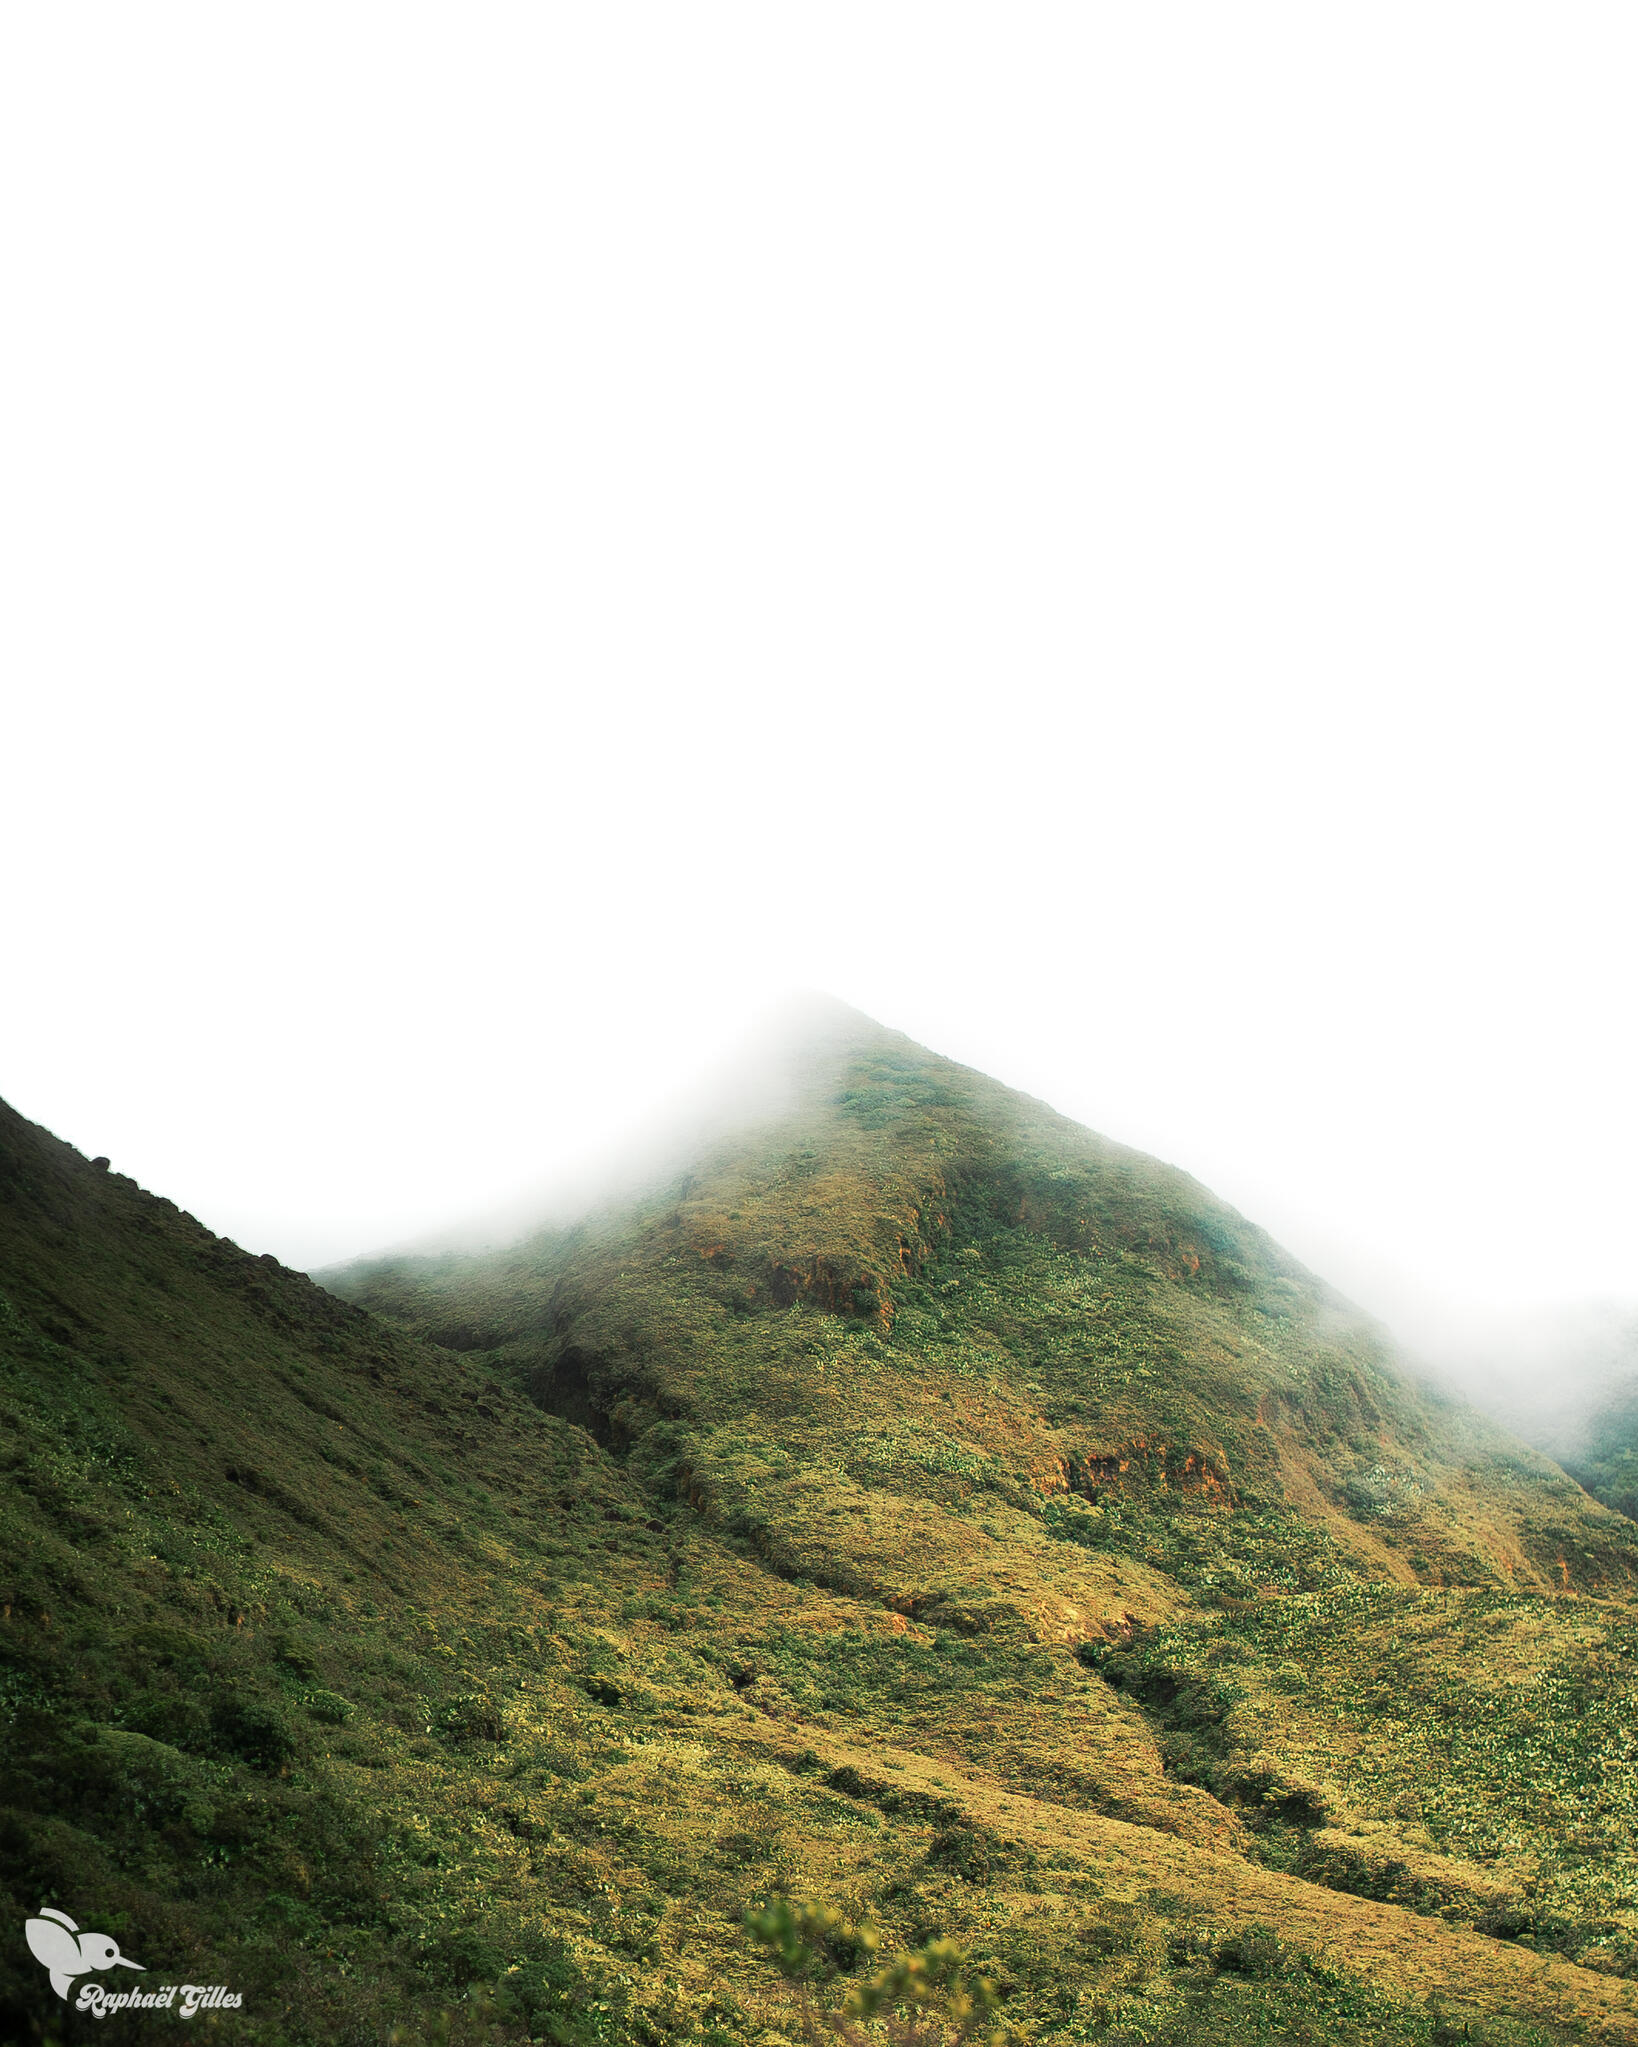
<box><xmin>1428</xmin><ymin>1304</ymin><xmax>1638</xmax><ymax>1524</ymax></box>
<box><xmin>6</xmin><ymin>1008</ymin><xmax>1638</xmax><ymax>2045</ymax></box>
<box><xmin>1574</xmin><ymin>1361</ymin><xmax>1638</xmax><ymax>1525</ymax></box>
<box><xmin>332</xmin><ymin>1003</ymin><xmax>1636</xmax><ymax>1607</ymax></box>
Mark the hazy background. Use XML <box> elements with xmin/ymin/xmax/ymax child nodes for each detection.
<box><xmin>3</xmin><ymin>8</ymin><xmax>1634</xmax><ymax>1405</ymax></box>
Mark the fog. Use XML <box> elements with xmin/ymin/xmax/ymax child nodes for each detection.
<box><xmin>3</xmin><ymin>10</ymin><xmax>1635</xmax><ymax>1421</ymax></box>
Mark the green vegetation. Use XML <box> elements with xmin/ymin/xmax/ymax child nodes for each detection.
<box><xmin>1096</xmin><ymin>1586</ymin><xmax>1638</xmax><ymax>1974</ymax></box>
<box><xmin>1569</xmin><ymin>1373</ymin><xmax>1638</xmax><ymax>1524</ymax></box>
<box><xmin>742</xmin><ymin>1898</ymin><xmax>1002</xmax><ymax>2045</ymax></box>
<box><xmin>5</xmin><ymin>1006</ymin><xmax>1637</xmax><ymax>2042</ymax></box>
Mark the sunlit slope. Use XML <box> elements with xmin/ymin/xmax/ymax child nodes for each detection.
<box><xmin>336</xmin><ymin>1005</ymin><xmax>1638</xmax><ymax>1617</ymax></box>
<box><xmin>1099</xmin><ymin>1584</ymin><xmax>1638</xmax><ymax>1977</ymax></box>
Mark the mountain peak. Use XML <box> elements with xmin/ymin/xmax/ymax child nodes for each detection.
<box><xmin>9</xmin><ymin>1050</ymin><xmax>1638</xmax><ymax>2041</ymax></box>
<box><xmin>334</xmin><ymin>1016</ymin><xmax>1637</xmax><ymax>1608</ymax></box>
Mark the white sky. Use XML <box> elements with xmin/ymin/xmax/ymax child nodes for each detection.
<box><xmin>3</xmin><ymin>8</ymin><xmax>1634</xmax><ymax>1364</ymax></box>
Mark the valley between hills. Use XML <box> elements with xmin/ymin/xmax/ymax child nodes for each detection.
<box><xmin>5</xmin><ymin>1005</ymin><xmax>1638</xmax><ymax>2045</ymax></box>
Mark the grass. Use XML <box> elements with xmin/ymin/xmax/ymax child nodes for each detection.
<box><xmin>5</xmin><ymin>1006</ymin><xmax>1638</xmax><ymax>2042</ymax></box>
<box><xmin>1096</xmin><ymin>1585</ymin><xmax>1638</xmax><ymax>1974</ymax></box>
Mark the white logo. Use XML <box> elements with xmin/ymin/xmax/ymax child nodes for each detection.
<box><xmin>24</xmin><ymin>1908</ymin><xmax>144</xmax><ymax>2000</ymax></box>
<box><xmin>24</xmin><ymin>1908</ymin><xmax>243</xmax><ymax>2018</ymax></box>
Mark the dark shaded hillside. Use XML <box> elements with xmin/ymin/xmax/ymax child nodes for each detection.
<box><xmin>7</xmin><ymin>1031</ymin><xmax>1638</xmax><ymax>2046</ymax></box>
<box><xmin>0</xmin><ymin>1096</ymin><xmax>673</xmax><ymax>2041</ymax></box>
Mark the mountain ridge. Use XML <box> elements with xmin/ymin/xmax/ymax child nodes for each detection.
<box><xmin>334</xmin><ymin>1004</ymin><xmax>1636</xmax><ymax>1607</ymax></box>
<box><xmin>6</xmin><ymin>1013</ymin><xmax>1638</xmax><ymax>2043</ymax></box>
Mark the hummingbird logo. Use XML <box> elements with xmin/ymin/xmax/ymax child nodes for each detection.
<box><xmin>24</xmin><ymin>1907</ymin><xmax>145</xmax><ymax>2001</ymax></box>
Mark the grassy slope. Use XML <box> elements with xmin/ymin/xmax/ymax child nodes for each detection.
<box><xmin>343</xmin><ymin>1012</ymin><xmax>1635</xmax><ymax>1598</ymax></box>
<box><xmin>3</xmin><ymin>1010</ymin><xmax>1637</xmax><ymax>2045</ymax></box>
<box><xmin>324</xmin><ymin>1009</ymin><xmax>1638</xmax><ymax>2036</ymax></box>
<box><xmin>1569</xmin><ymin>1365</ymin><xmax>1638</xmax><ymax>1525</ymax></box>
<box><xmin>1461</xmin><ymin>1313</ymin><xmax>1638</xmax><ymax>1526</ymax></box>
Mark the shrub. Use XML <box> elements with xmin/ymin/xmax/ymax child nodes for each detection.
<box><xmin>743</xmin><ymin>1898</ymin><xmax>1001</xmax><ymax>2045</ymax></box>
<box><xmin>1214</xmin><ymin>1923</ymin><xmax>1288</xmax><ymax>1978</ymax></box>
<box><xmin>419</xmin><ymin>1926</ymin><xmax>502</xmax><ymax>1987</ymax></box>
<box><xmin>304</xmin><ymin>1688</ymin><xmax>355</xmax><ymax>1725</ymax></box>
<box><xmin>925</xmin><ymin>1824</ymin><xmax>1016</xmax><ymax>1884</ymax></box>
<box><xmin>496</xmin><ymin>1931</ymin><xmax>617</xmax><ymax>2046</ymax></box>
<box><xmin>209</xmin><ymin>1694</ymin><xmax>294</xmax><ymax>1772</ymax></box>
<box><xmin>437</xmin><ymin>1692</ymin><xmax>508</xmax><ymax>1745</ymax></box>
